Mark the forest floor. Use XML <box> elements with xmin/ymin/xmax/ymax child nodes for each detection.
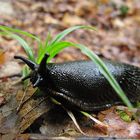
<box><xmin>0</xmin><ymin>0</ymin><xmax>140</xmax><ymax>139</ymax></box>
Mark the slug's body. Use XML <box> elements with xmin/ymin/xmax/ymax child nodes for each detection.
<box><xmin>14</xmin><ymin>54</ymin><xmax>140</xmax><ymax>112</ymax></box>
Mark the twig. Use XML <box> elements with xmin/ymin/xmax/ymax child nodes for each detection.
<box><xmin>80</xmin><ymin>111</ymin><xmax>108</xmax><ymax>127</ymax></box>
<box><xmin>80</xmin><ymin>111</ymin><xmax>108</xmax><ymax>134</ymax></box>
<box><xmin>65</xmin><ymin>108</ymin><xmax>89</xmax><ymax>136</ymax></box>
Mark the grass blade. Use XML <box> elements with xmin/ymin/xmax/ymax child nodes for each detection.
<box><xmin>44</xmin><ymin>31</ymin><xmax>51</xmax><ymax>48</ymax></box>
<box><xmin>80</xmin><ymin>111</ymin><xmax>107</xmax><ymax>127</ymax></box>
<box><xmin>37</xmin><ymin>26</ymin><xmax>96</xmax><ymax>63</ymax></box>
<box><xmin>0</xmin><ymin>25</ymin><xmax>40</xmax><ymax>41</ymax></box>
<box><xmin>37</xmin><ymin>41</ymin><xmax>72</xmax><ymax>63</ymax></box>
<box><xmin>80</xmin><ymin>111</ymin><xmax>108</xmax><ymax>133</ymax></box>
<box><xmin>37</xmin><ymin>32</ymin><xmax>52</xmax><ymax>63</ymax></box>
<box><xmin>47</xmin><ymin>42</ymin><xmax>72</xmax><ymax>62</ymax></box>
<box><xmin>11</xmin><ymin>33</ymin><xmax>35</xmax><ymax>61</ymax></box>
<box><xmin>0</xmin><ymin>28</ymin><xmax>35</xmax><ymax>61</ymax></box>
<box><xmin>49</xmin><ymin>25</ymin><xmax>96</xmax><ymax>46</ymax></box>
<box><xmin>75</xmin><ymin>43</ymin><xmax>133</xmax><ymax>108</ymax></box>
<box><xmin>66</xmin><ymin>109</ymin><xmax>88</xmax><ymax>136</ymax></box>
<box><xmin>37</xmin><ymin>42</ymin><xmax>44</xmax><ymax>62</ymax></box>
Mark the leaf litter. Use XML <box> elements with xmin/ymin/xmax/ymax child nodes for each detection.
<box><xmin>0</xmin><ymin>0</ymin><xmax>140</xmax><ymax>139</ymax></box>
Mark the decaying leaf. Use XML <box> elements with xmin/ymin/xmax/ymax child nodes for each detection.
<box><xmin>18</xmin><ymin>97</ymin><xmax>52</xmax><ymax>133</ymax></box>
<box><xmin>0</xmin><ymin>85</ymin><xmax>53</xmax><ymax>134</ymax></box>
<box><xmin>101</xmin><ymin>107</ymin><xmax>140</xmax><ymax>138</ymax></box>
<box><xmin>0</xmin><ymin>49</ymin><xmax>6</xmax><ymax>65</ymax></box>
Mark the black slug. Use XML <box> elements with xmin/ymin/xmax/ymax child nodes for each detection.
<box><xmin>14</xmin><ymin>54</ymin><xmax>140</xmax><ymax>112</ymax></box>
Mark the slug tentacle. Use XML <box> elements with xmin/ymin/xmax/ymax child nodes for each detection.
<box><xmin>14</xmin><ymin>56</ymin><xmax>37</xmax><ymax>70</ymax></box>
<box><xmin>38</xmin><ymin>53</ymin><xmax>49</xmax><ymax>75</ymax></box>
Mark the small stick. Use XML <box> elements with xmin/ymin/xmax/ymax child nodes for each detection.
<box><xmin>65</xmin><ymin>108</ymin><xmax>89</xmax><ymax>136</ymax></box>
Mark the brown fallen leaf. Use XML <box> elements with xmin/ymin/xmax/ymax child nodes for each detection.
<box><xmin>18</xmin><ymin>97</ymin><xmax>52</xmax><ymax>133</ymax></box>
<box><xmin>0</xmin><ymin>84</ymin><xmax>53</xmax><ymax>134</ymax></box>
<box><xmin>103</xmin><ymin>108</ymin><xmax>140</xmax><ymax>138</ymax></box>
<box><xmin>1</xmin><ymin>133</ymin><xmax>16</xmax><ymax>140</ymax></box>
<box><xmin>0</xmin><ymin>49</ymin><xmax>6</xmax><ymax>65</ymax></box>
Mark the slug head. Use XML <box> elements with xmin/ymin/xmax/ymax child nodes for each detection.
<box><xmin>14</xmin><ymin>54</ymin><xmax>49</xmax><ymax>88</ymax></box>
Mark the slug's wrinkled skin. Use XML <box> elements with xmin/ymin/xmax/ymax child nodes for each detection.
<box><xmin>14</xmin><ymin>54</ymin><xmax>140</xmax><ymax>112</ymax></box>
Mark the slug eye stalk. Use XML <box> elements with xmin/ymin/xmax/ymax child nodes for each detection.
<box><xmin>14</xmin><ymin>54</ymin><xmax>49</xmax><ymax>87</ymax></box>
<box><xmin>38</xmin><ymin>53</ymin><xmax>49</xmax><ymax>75</ymax></box>
<box><xmin>14</xmin><ymin>53</ymin><xmax>49</xmax><ymax>73</ymax></box>
<box><xmin>14</xmin><ymin>56</ymin><xmax>37</xmax><ymax>70</ymax></box>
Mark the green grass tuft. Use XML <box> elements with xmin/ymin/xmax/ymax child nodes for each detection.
<box><xmin>0</xmin><ymin>25</ymin><xmax>133</xmax><ymax>108</ymax></box>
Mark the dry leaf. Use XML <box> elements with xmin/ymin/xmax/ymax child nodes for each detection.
<box><xmin>0</xmin><ymin>49</ymin><xmax>5</xmax><ymax>65</ymax></box>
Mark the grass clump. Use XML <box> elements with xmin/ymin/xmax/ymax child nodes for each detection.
<box><xmin>0</xmin><ymin>25</ymin><xmax>133</xmax><ymax>108</ymax></box>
